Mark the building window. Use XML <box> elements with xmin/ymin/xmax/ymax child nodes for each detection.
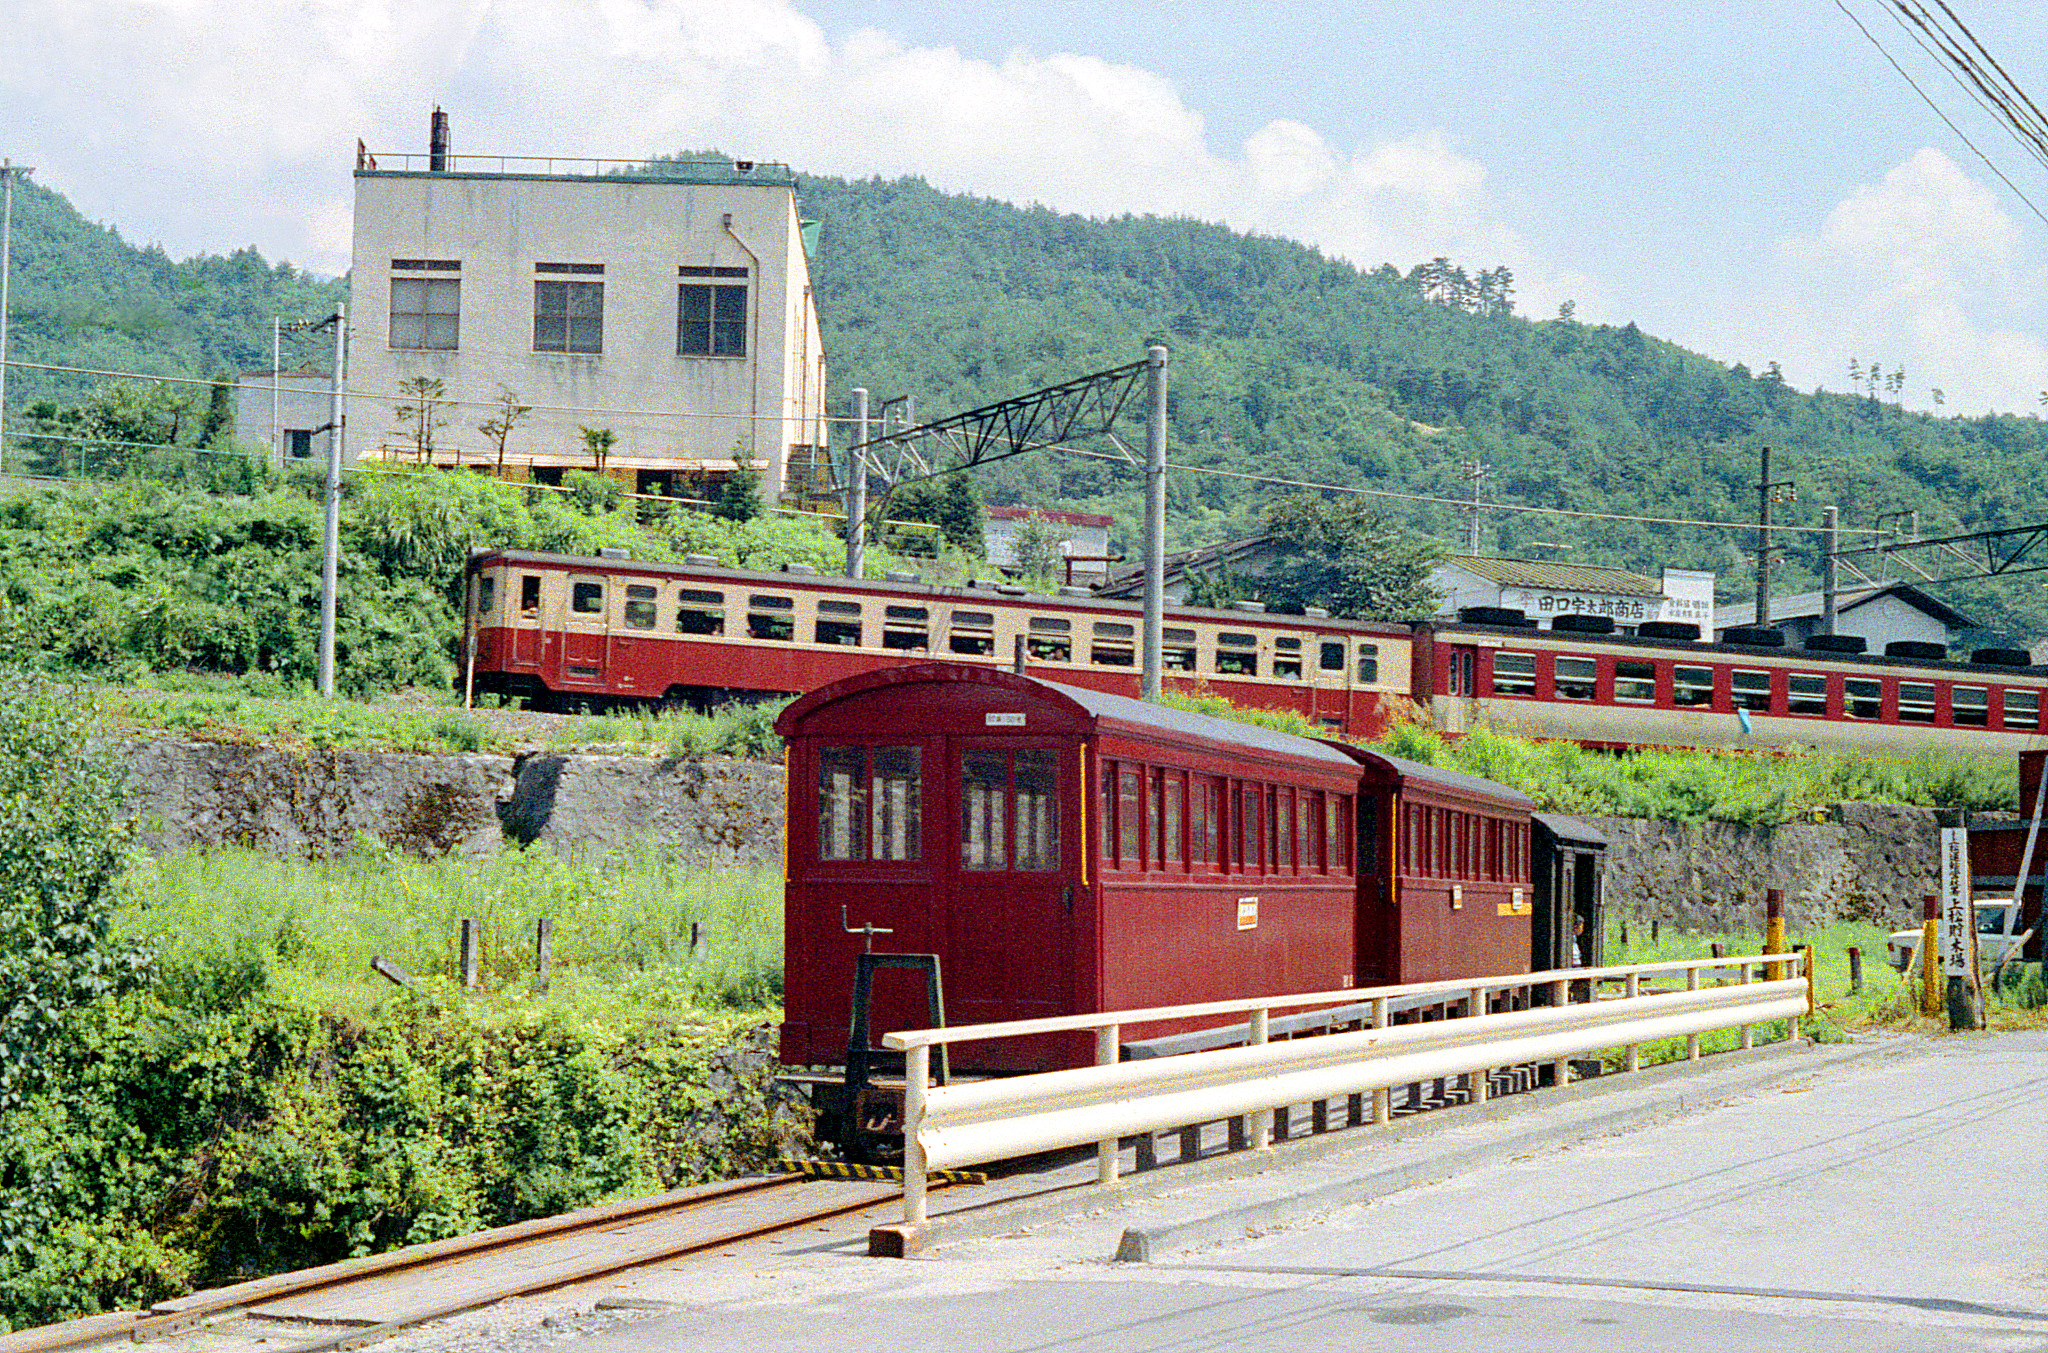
<box><xmin>390</xmin><ymin>263</ymin><xmax>460</xmax><ymax>350</ymax></box>
<box><xmin>286</xmin><ymin>429</ymin><xmax>313</xmax><ymax>458</ymax></box>
<box><xmin>678</xmin><ymin>277</ymin><xmax>747</xmax><ymax>356</ymax></box>
<box><xmin>535</xmin><ymin>274</ymin><xmax>604</xmax><ymax>353</ymax></box>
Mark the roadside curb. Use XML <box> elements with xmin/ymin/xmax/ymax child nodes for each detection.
<box><xmin>890</xmin><ymin>1036</ymin><xmax>1915</xmax><ymax>1260</ymax></box>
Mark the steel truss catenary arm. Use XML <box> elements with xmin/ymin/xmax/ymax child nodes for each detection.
<box><xmin>1832</xmin><ymin>522</ymin><xmax>2048</xmax><ymax>587</ymax></box>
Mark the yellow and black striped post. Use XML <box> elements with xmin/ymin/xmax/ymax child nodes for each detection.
<box><xmin>773</xmin><ymin>1158</ymin><xmax>986</xmax><ymax>1186</ymax></box>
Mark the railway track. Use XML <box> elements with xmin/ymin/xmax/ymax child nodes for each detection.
<box><xmin>0</xmin><ymin>1173</ymin><xmax>917</xmax><ymax>1353</ymax></box>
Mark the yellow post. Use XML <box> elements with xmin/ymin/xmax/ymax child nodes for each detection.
<box><xmin>1921</xmin><ymin>894</ymin><xmax>1942</xmax><ymax>1017</ymax></box>
<box><xmin>1763</xmin><ymin>888</ymin><xmax>1787</xmax><ymax>981</ymax></box>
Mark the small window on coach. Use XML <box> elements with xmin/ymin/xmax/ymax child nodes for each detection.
<box><xmin>883</xmin><ymin>605</ymin><xmax>930</xmax><ymax>652</ymax></box>
<box><xmin>623</xmin><ymin>584</ymin><xmax>657</xmax><ymax>630</ymax></box>
<box><xmin>1163</xmin><ymin>627</ymin><xmax>1198</xmax><ymax>672</ymax></box>
<box><xmin>948</xmin><ymin>610</ymin><xmax>995</xmax><ymax>655</ymax></box>
<box><xmin>676</xmin><ymin>589</ymin><xmax>725</xmax><ymax>635</ymax></box>
<box><xmin>1491</xmin><ymin>652</ymin><xmax>1536</xmax><ymax>696</ymax></box>
<box><xmin>1731</xmin><ymin>669</ymin><xmax>1772</xmax><ymax>712</ymax></box>
<box><xmin>1356</xmin><ymin>643</ymin><xmax>1380</xmax><ymax>684</ymax></box>
<box><xmin>1157</xmin><ymin>771</ymin><xmax>1185</xmax><ymax>868</ymax></box>
<box><xmin>1615</xmin><ymin>661</ymin><xmax>1657</xmax><ymax>704</ymax></box>
<box><xmin>1092</xmin><ymin>621</ymin><xmax>1136</xmax><ymax>667</ymax></box>
<box><xmin>747</xmin><ymin>593</ymin><xmax>794</xmax><ymax>641</ymax></box>
<box><xmin>1845</xmin><ymin>677</ymin><xmax>1882</xmax><ymax>720</ymax></box>
<box><xmin>1899</xmin><ymin>682</ymin><xmax>1937</xmax><ymax>724</ymax></box>
<box><xmin>1028</xmin><ymin>616</ymin><xmax>1072</xmax><ymax>662</ymax></box>
<box><xmin>1274</xmin><ymin>636</ymin><xmax>1303</xmax><ymax>680</ymax></box>
<box><xmin>967</xmin><ymin>749</ymin><xmax>1061</xmax><ymax>870</ymax></box>
<box><xmin>815</xmin><ymin>599</ymin><xmax>862</xmax><ymax>646</ymax></box>
<box><xmin>478</xmin><ymin>576</ymin><xmax>496</xmax><ymax>615</ymax></box>
<box><xmin>1555</xmin><ymin>656</ymin><xmax>1597</xmax><ymax>700</ymax></box>
<box><xmin>571</xmin><ymin>580</ymin><xmax>604</xmax><ymax>615</ymax></box>
<box><xmin>1216</xmin><ymin>633</ymin><xmax>1258</xmax><ymax>676</ymax></box>
<box><xmin>816</xmin><ymin>745</ymin><xmax>923</xmax><ymax>863</ymax></box>
<box><xmin>1788</xmin><ymin>673</ymin><xmax>1828</xmax><ymax>716</ymax></box>
<box><xmin>1190</xmin><ymin>776</ymin><xmax>1221</xmax><ymax>869</ymax></box>
<box><xmin>1674</xmin><ymin>665</ymin><xmax>1714</xmax><ymax>707</ymax></box>
<box><xmin>2005</xmin><ymin>689</ymin><xmax>2041</xmax><ymax>729</ymax></box>
<box><xmin>520</xmin><ymin>575</ymin><xmax>542</xmax><ymax>615</ymax></box>
<box><xmin>1953</xmin><ymin>686</ymin><xmax>1989</xmax><ymax>727</ymax></box>
<box><xmin>1320</xmin><ymin>641</ymin><xmax>1346</xmax><ymax>673</ymax></box>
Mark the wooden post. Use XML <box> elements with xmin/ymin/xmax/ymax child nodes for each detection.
<box><xmin>1469</xmin><ymin>985</ymin><xmax>1489</xmax><ymax>1104</ymax></box>
<box><xmin>535</xmin><ymin>917</ymin><xmax>554</xmax><ymax>994</ymax></box>
<box><xmin>1847</xmin><ymin>945</ymin><xmax>1862</xmax><ymax>994</ymax></box>
<box><xmin>459</xmin><ymin>919</ymin><xmax>481</xmax><ymax>991</ymax></box>
<box><xmin>689</xmin><ymin>921</ymin><xmax>708</xmax><ymax>959</ymax></box>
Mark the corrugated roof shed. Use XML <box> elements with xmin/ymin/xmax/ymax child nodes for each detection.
<box><xmin>1444</xmin><ymin>555</ymin><xmax>1664</xmax><ymax>597</ymax></box>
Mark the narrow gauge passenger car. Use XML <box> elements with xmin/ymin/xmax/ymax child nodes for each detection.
<box><xmin>461</xmin><ymin>548</ymin><xmax>1411</xmax><ymax>737</ymax></box>
<box><xmin>775</xmin><ymin>664</ymin><xmax>1562</xmax><ymax>1077</ymax></box>
<box><xmin>1418</xmin><ymin>615</ymin><xmax>2048</xmax><ymax>757</ymax></box>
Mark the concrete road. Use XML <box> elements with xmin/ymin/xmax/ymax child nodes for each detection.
<box><xmin>562</xmin><ymin>1033</ymin><xmax>2048</xmax><ymax>1353</ymax></box>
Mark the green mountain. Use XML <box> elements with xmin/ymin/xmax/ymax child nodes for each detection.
<box><xmin>8</xmin><ymin>169</ymin><xmax>2048</xmax><ymax>645</ymax></box>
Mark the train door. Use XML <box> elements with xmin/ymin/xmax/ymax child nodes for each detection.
<box><xmin>1440</xmin><ymin>643</ymin><xmax>1479</xmax><ymax>735</ymax></box>
<box><xmin>1353</xmin><ymin>790</ymin><xmax>1398</xmax><ymax>986</ymax></box>
<box><xmin>943</xmin><ymin>738</ymin><xmax>1074</xmax><ymax>1041</ymax></box>
<box><xmin>510</xmin><ymin>571</ymin><xmax>546</xmax><ymax>670</ymax></box>
<box><xmin>561</xmin><ymin>572</ymin><xmax>609</xmax><ymax>685</ymax></box>
<box><xmin>608</xmin><ymin>581</ymin><xmax>658</xmax><ymax>694</ymax></box>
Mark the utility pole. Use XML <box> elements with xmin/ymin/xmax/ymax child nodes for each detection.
<box><xmin>1754</xmin><ymin>446</ymin><xmax>1796</xmax><ymax>627</ymax></box>
<box><xmin>1460</xmin><ymin>460</ymin><xmax>1489</xmax><ymax>555</ymax></box>
<box><xmin>0</xmin><ymin>159</ymin><xmax>32</xmax><ymax>469</ymax></box>
<box><xmin>845</xmin><ymin>387</ymin><xmax>868</xmax><ymax>579</ymax></box>
<box><xmin>1141</xmin><ymin>344</ymin><xmax>1168</xmax><ymax>701</ymax></box>
<box><xmin>318</xmin><ymin>302</ymin><xmax>348</xmax><ymax>698</ymax></box>
<box><xmin>1821</xmin><ymin>505</ymin><xmax>1839</xmax><ymax>636</ymax></box>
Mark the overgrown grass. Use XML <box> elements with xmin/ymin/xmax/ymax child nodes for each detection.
<box><xmin>117</xmin><ymin>845</ymin><xmax>784</xmax><ymax>1015</ymax></box>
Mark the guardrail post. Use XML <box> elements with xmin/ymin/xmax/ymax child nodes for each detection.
<box><xmin>1793</xmin><ymin>946</ymin><xmax>1812</xmax><ymax>1044</ymax></box>
<box><xmin>903</xmin><ymin>1044</ymin><xmax>929</xmax><ymax>1225</ymax></box>
<box><xmin>1550</xmin><ymin>977</ymin><xmax>1570</xmax><ymax>1087</ymax></box>
<box><xmin>1249</xmin><ymin>1007</ymin><xmax>1272</xmax><ymax>1148</ymax></box>
<box><xmin>1468</xmin><ymin>985</ymin><xmax>1489</xmax><ymax>1104</ymax></box>
<box><xmin>1623</xmin><ymin>971</ymin><xmax>1642</xmax><ymax>1072</ymax></box>
<box><xmin>1685</xmin><ymin>963</ymin><xmax>1701</xmax><ymax>1061</ymax></box>
<box><xmin>1370</xmin><ymin>996</ymin><xmax>1391</xmax><ymax>1125</ymax></box>
<box><xmin>1739</xmin><ymin>960</ymin><xmax>1754</xmax><ymax>1049</ymax></box>
<box><xmin>1096</xmin><ymin>1024</ymin><xmax>1121</xmax><ymax>1186</ymax></box>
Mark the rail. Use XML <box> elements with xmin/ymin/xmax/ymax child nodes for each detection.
<box><xmin>882</xmin><ymin>952</ymin><xmax>1811</xmax><ymax>1229</ymax></box>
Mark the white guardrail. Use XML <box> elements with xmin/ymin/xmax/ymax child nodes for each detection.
<box><xmin>883</xmin><ymin>953</ymin><xmax>1812</xmax><ymax>1227</ymax></box>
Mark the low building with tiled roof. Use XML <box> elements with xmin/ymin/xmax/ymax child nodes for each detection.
<box><xmin>1433</xmin><ymin>555</ymin><xmax>1717</xmax><ymax>630</ymax></box>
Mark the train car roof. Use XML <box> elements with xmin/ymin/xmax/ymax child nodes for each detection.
<box><xmin>1421</xmin><ymin>618</ymin><xmax>2047</xmax><ymax>676</ymax></box>
<box><xmin>1319</xmin><ymin>739</ymin><xmax>1537</xmax><ymax>812</ymax></box>
<box><xmin>1533</xmin><ymin>812</ymin><xmax>1609</xmax><ymax>848</ymax></box>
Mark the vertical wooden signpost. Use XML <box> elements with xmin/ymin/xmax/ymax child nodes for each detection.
<box><xmin>1938</xmin><ymin>815</ymin><xmax>1980</xmax><ymax>1031</ymax></box>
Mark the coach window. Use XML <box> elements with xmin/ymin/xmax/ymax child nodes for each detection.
<box><xmin>520</xmin><ymin>575</ymin><xmax>542</xmax><ymax>615</ymax></box>
<box><xmin>1163</xmin><ymin>627</ymin><xmax>1199</xmax><ymax>672</ymax></box>
<box><xmin>1274</xmin><ymin>637</ymin><xmax>1304</xmax><ymax>681</ymax></box>
<box><xmin>1356</xmin><ymin>643</ymin><xmax>1380</xmax><ymax>683</ymax></box>
<box><xmin>1320</xmin><ymin>641</ymin><xmax>1346</xmax><ymax>673</ymax></box>
<box><xmin>1674</xmin><ymin>665</ymin><xmax>1714</xmax><ymax>707</ymax></box>
<box><xmin>572</xmin><ymin>581</ymin><xmax>605</xmax><ymax>615</ymax></box>
<box><xmin>747</xmin><ymin>593</ymin><xmax>794</xmax><ymax>641</ymax></box>
<box><xmin>623</xmin><ymin>584</ymin><xmax>657</xmax><ymax>630</ymax></box>
<box><xmin>883</xmin><ymin>605</ymin><xmax>929</xmax><ymax>652</ymax></box>
<box><xmin>1028</xmin><ymin>616</ymin><xmax>1072</xmax><ymax>662</ymax></box>
<box><xmin>1238</xmin><ymin>784</ymin><xmax>1263</xmax><ymax>871</ymax></box>
<box><xmin>676</xmin><ymin>588</ymin><xmax>724</xmax><ymax>635</ymax></box>
<box><xmin>1190</xmin><ymin>776</ymin><xmax>1219</xmax><ymax>868</ymax></box>
<box><xmin>815</xmin><ymin>599</ymin><xmax>862</xmax><ymax>646</ymax></box>
<box><xmin>1899</xmin><ymin>681</ymin><xmax>1937</xmax><ymax>724</ymax></box>
<box><xmin>1118</xmin><ymin>767</ymin><xmax>1144</xmax><ymax>869</ymax></box>
<box><xmin>1013</xmin><ymin>751</ymin><xmax>1060</xmax><ymax>869</ymax></box>
<box><xmin>1555</xmin><ymin>656</ymin><xmax>1597</xmax><ymax>700</ymax></box>
<box><xmin>1492</xmin><ymin>652</ymin><xmax>1536</xmax><ymax>697</ymax></box>
<box><xmin>1731</xmin><ymin>669</ymin><xmax>1772</xmax><ymax>712</ymax></box>
<box><xmin>1216</xmin><ymin>633</ymin><xmax>1259</xmax><ymax>676</ymax></box>
<box><xmin>964</xmin><ymin>751</ymin><xmax>1012</xmax><ymax>870</ymax></box>
<box><xmin>2005</xmin><ymin>689</ymin><xmax>2041</xmax><ymax>730</ymax></box>
<box><xmin>1845</xmin><ymin>677</ymin><xmax>1883</xmax><ymax>720</ymax></box>
<box><xmin>1295</xmin><ymin>792</ymin><xmax>1311</xmax><ymax>870</ymax></box>
<box><xmin>1616</xmin><ymin>661</ymin><xmax>1657</xmax><ymax>704</ymax></box>
<box><xmin>965</xmin><ymin>749</ymin><xmax>1058</xmax><ymax>871</ymax></box>
<box><xmin>1092</xmin><ymin>621</ymin><xmax>1136</xmax><ymax>667</ymax></box>
<box><xmin>1953</xmin><ymin>686</ymin><xmax>1989</xmax><ymax>727</ymax></box>
<box><xmin>477</xmin><ymin>576</ymin><xmax>497</xmax><ymax>617</ymax></box>
<box><xmin>1160</xmin><ymin>772</ymin><xmax>1185</xmax><ymax>868</ymax></box>
<box><xmin>947</xmin><ymin>610</ymin><xmax>995</xmax><ymax>655</ymax></box>
<box><xmin>1788</xmin><ymin>673</ymin><xmax>1828</xmax><ymax>716</ymax></box>
<box><xmin>819</xmin><ymin>745</ymin><xmax>922</xmax><ymax>862</ymax></box>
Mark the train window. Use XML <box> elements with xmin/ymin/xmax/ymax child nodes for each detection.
<box><xmin>478</xmin><ymin>576</ymin><xmax>496</xmax><ymax>614</ymax></box>
<box><xmin>1953</xmin><ymin>686</ymin><xmax>1989</xmax><ymax>727</ymax></box>
<box><xmin>1297</xmin><ymin>793</ymin><xmax>1314</xmax><ymax>870</ymax></box>
<box><xmin>1013</xmin><ymin>750</ymin><xmax>1059</xmax><ymax>869</ymax></box>
<box><xmin>1357</xmin><ymin>643</ymin><xmax>1380</xmax><ymax>684</ymax></box>
<box><xmin>1091</xmin><ymin>621</ymin><xmax>1136</xmax><ymax>666</ymax></box>
<box><xmin>1163</xmin><ymin>627</ymin><xmax>1198</xmax><ymax>670</ymax></box>
<box><xmin>966</xmin><ymin>749</ymin><xmax>1059</xmax><ymax>871</ymax></box>
<box><xmin>1845</xmin><ymin>677</ymin><xmax>1882</xmax><ymax>719</ymax></box>
<box><xmin>1320</xmin><ymin>641</ymin><xmax>1346</xmax><ymax>672</ymax></box>
<box><xmin>676</xmin><ymin>588</ymin><xmax>724</xmax><ymax>635</ymax></box>
<box><xmin>520</xmin><ymin>575</ymin><xmax>541</xmax><ymax>614</ymax></box>
<box><xmin>623</xmin><ymin>584</ymin><xmax>657</xmax><ymax>630</ymax></box>
<box><xmin>813</xmin><ymin>745</ymin><xmax>923</xmax><ymax>862</ymax></box>
<box><xmin>1031</xmin><ymin>616</ymin><xmax>1071</xmax><ymax>630</ymax></box>
<box><xmin>748</xmin><ymin>594</ymin><xmax>794</xmax><ymax>641</ymax></box>
<box><xmin>572</xmin><ymin>581</ymin><xmax>604</xmax><ymax>614</ymax></box>
<box><xmin>1029</xmin><ymin>616</ymin><xmax>1072</xmax><ymax>662</ymax></box>
<box><xmin>1274</xmin><ymin>637</ymin><xmax>1302</xmax><ymax>679</ymax></box>
<box><xmin>1275</xmin><ymin>636</ymin><xmax>1301</xmax><ymax>650</ymax></box>
<box><xmin>1333</xmin><ymin>796</ymin><xmax>1353</xmax><ymax>872</ymax></box>
<box><xmin>883</xmin><ymin>604</ymin><xmax>929</xmax><ymax>653</ymax></box>
<box><xmin>817</xmin><ymin>747</ymin><xmax>868</xmax><ymax>860</ymax></box>
<box><xmin>1899</xmin><ymin>682</ymin><xmax>1936</xmax><ymax>723</ymax></box>
<box><xmin>2005</xmin><ymin>689</ymin><xmax>2040</xmax><ymax>729</ymax></box>
<box><xmin>963</xmin><ymin>751</ymin><xmax>1012</xmax><ymax>870</ymax></box>
<box><xmin>1119</xmin><ymin>768</ymin><xmax>1144</xmax><ymax>868</ymax></box>
<box><xmin>820</xmin><ymin>599</ymin><xmax>861</xmax><ymax>614</ymax></box>
<box><xmin>1095</xmin><ymin>621</ymin><xmax>1134</xmax><ymax>637</ymax></box>
<box><xmin>1402</xmin><ymin>805</ymin><xmax>1417</xmax><ymax>875</ymax></box>
<box><xmin>1555</xmin><ymin>656</ymin><xmax>1597</xmax><ymax>700</ymax></box>
<box><xmin>1238</xmin><ymin>784</ymin><xmax>1261</xmax><ymax>871</ymax></box>
<box><xmin>871</xmin><ymin>745</ymin><xmax>923</xmax><ymax>860</ymax></box>
<box><xmin>1674</xmin><ymin>665</ymin><xmax>1714</xmax><ymax>706</ymax></box>
<box><xmin>815</xmin><ymin>600</ymin><xmax>863</xmax><ymax>646</ymax></box>
<box><xmin>1161</xmin><ymin>773</ymin><xmax>1184</xmax><ymax>868</ymax></box>
<box><xmin>1190</xmin><ymin>777</ymin><xmax>1218</xmax><ymax>867</ymax></box>
<box><xmin>1486</xmin><ymin>818</ymin><xmax>1502</xmax><ymax>880</ymax></box>
<box><xmin>1731</xmin><ymin>669</ymin><xmax>1772</xmax><ymax>712</ymax></box>
<box><xmin>1615</xmin><ymin>661</ymin><xmax>1657</xmax><ymax>704</ymax></box>
<box><xmin>1491</xmin><ymin>652</ymin><xmax>1536</xmax><ymax>697</ymax></box>
<box><xmin>1788</xmin><ymin>673</ymin><xmax>1828</xmax><ymax>716</ymax></box>
<box><xmin>1217</xmin><ymin>633</ymin><xmax>1258</xmax><ymax>677</ymax></box>
<box><xmin>947</xmin><ymin>609</ymin><xmax>995</xmax><ymax>655</ymax></box>
<box><xmin>1271</xmin><ymin>789</ymin><xmax>1290</xmax><ymax>871</ymax></box>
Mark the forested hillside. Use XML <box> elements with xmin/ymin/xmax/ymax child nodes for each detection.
<box><xmin>11</xmin><ymin>167</ymin><xmax>2048</xmax><ymax>643</ymax></box>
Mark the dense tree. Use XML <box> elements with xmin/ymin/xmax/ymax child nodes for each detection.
<box><xmin>1256</xmin><ymin>494</ymin><xmax>1446</xmax><ymax>621</ymax></box>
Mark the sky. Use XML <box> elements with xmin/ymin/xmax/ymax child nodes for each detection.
<box><xmin>7</xmin><ymin>0</ymin><xmax>2048</xmax><ymax>415</ymax></box>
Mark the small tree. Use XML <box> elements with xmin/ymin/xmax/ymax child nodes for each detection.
<box><xmin>395</xmin><ymin>376</ymin><xmax>449</xmax><ymax>463</ymax></box>
<box><xmin>198</xmin><ymin>370</ymin><xmax>235</xmax><ymax>447</ymax></box>
<box><xmin>477</xmin><ymin>386</ymin><xmax>532</xmax><ymax>476</ymax></box>
<box><xmin>713</xmin><ymin>463</ymin><xmax>762</xmax><ymax>522</ymax></box>
<box><xmin>579</xmin><ymin>425</ymin><xmax>616</xmax><ymax>474</ymax></box>
<box><xmin>1010</xmin><ymin>509</ymin><xmax>1067</xmax><ymax>581</ymax></box>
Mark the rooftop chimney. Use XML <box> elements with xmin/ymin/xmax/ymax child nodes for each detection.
<box><xmin>429</xmin><ymin>107</ymin><xmax>451</xmax><ymax>172</ymax></box>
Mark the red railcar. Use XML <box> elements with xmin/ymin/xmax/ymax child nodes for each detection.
<box><xmin>775</xmin><ymin>664</ymin><xmax>1556</xmax><ymax>1078</ymax></box>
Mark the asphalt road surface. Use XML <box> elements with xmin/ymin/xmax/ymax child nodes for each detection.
<box><xmin>565</xmin><ymin>1032</ymin><xmax>2048</xmax><ymax>1353</ymax></box>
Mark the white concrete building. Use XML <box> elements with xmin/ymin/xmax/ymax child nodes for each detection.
<box><xmin>1432</xmin><ymin>556</ymin><xmax>1717</xmax><ymax>631</ymax></box>
<box><xmin>1713</xmin><ymin>584</ymin><xmax>1974</xmax><ymax>652</ymax></box>
<box><xmin>348</xmin><ymin>136</ymin><xmax>828</xmax><ymax>498</ymax></box>
<box><xmin>984</xmin><ymin>506</ymin><xmax>1115</xmax><ymax>583</ymax></box>
<box><xmin>234</xmin><ymin>368</ymin><xmax>332</xmax><ymax>467</ymax></box>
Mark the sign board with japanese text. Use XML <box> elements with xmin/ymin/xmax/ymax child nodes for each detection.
<box><xmin>1940</xmin><ymin>826</ymin><xmax>1978</xmax><ymax>981</ymax></box>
